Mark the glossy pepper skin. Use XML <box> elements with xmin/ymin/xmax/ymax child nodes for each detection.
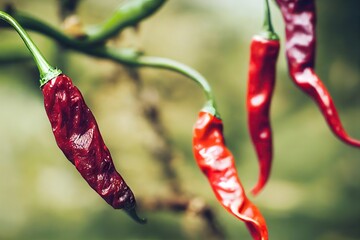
<box><xmin>193</xmin><ymin>110</ymin><xmax>268</xmax><ymax>240</ymax></box>
<box><xmin>42</xmin><ymin>74</ymin><xmax>139</xmax><ymax>215</ymax></box>
<box><xmin>247</xmin><ymin>36</ymin><xmax>280</xmax><ymax>195</ymax></box>
<box><xmin>275</xmin><ymin>0</ymin><xmax>360</xmax><ymax>147</ymax></box>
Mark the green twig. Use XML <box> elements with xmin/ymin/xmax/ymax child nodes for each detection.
<box><xmin>2</xmin><ymin>10</ymin><xmax>218</xmax><ymax>113</ymax></box>
<box><xmin>260</xmin><ymin>0</ymin><xmax>278</xmax><ymax>40</ymax></box>
<box><xmin>0</xmin><ymin>11</ymin><xmax>61</xmax><ymax>86</ymax></box>
<box><xmin>97</xmin><ymin>49</ymin><xmax>216</xmax><ymax>112</ymax></box>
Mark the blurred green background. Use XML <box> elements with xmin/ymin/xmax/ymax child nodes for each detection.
<box><xmin>0</xmin><ymin>0</ymin><xmax>359</xmax><ymax>239</ymax></box>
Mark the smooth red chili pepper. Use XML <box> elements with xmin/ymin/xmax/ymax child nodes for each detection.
<box><xmin>247</xmin><ymin>36</ymin><xmax>280</xmax><ymax>195</ymax></box>
<box><xmin>275</xmin><ymin>0</ymin><xmax>360</xmax><ymax>147</ymax></box>
<box><xmin>193</xmin><ymin>110</ymin><xmax>268</xmax><ymax>240</ymax></box>
<box><xmin>246</xmin><ymin>0</ymin><xmax>280</xmax><ymax>195</ymax></box>
<box><xmin>42</xmin><ymin>74</ymin><xmax>145</xmax><ymax>223</ymax></box>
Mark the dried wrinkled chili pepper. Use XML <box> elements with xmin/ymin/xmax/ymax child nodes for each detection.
<box><xmin>193</xmin><ymin>106</ymin><xmax>268</xmax><ymax>240</ymax></box>
<box><xmin>247</xmin><ymin>0</ymin><xmax>280</xmax><ymax>195</ymax></box>
<box><xmin>0</xmin><ymin>11</ymin><xmax>145</xmax><ymax>223</ymax></box>
<box><xmin>41</xmin><ymin>74</ymin><xmax>144</xmax><ymax>222</ymax></box>
<box><xmin>275</xmin><ymin>0</ymin><xmax>360</xmax><ymax>147</ymax></box>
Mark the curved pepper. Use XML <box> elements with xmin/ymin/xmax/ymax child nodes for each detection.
<box><xmin>42</xmin><ymin>74</ymin><xmax>144</xmax><ymax>223</ymax></box>
<box><xmin>275</xmin><ymin>0</ymin><xmax>360</xmax><ymax>147</ymax></box>
<box><xmin>193</xmin><ymin>110</ymin><xmax>268</xmax><ymax>240</ymax></box>
<box><xmin>247</xmin><ymin>36</ymin><xmax>280</xmax><ymax>195</ymax></box>
<box><xmin>0</xmin><ymin>10</ymin><xmax>142</xmax><ymax>223</ymax></box>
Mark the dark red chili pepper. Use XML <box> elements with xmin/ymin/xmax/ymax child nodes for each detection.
<box><xmin>247</xmin><ymin>0</ymin><xmax>280</xmax><ymax>195</ymax></box>
<box><xmin>275</xmin><ymin>0</ymin><xmax>360</xmax><ymax>147</ymax></box>
<box><xmin>193</xmin><ymin>110</ymin><xmax>268</xmax><ymax>240</ymax></box>
<box><xmin>1</xmin><ymin>10</ymin><xmax>144</xmax><ymax>223</ymax></box>
<box><xmin>41</xmin><ymin>74</ymin><xmax>145</xmax><ymax>223</ymax></box>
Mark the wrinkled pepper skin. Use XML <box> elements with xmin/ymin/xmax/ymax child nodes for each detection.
<box><xmin>276</xmin><ymin>0</ymin><xmax>360</xmax><ymax>147</ymax></box>
<box><xmin>42</xmin><ymin>74</ymin><xmax>136</xmax><ymax>211</ymax></box>
<box><xmin>193</xmin><ymin>111</ymin><xmax>268</xmax><ymax>240</ymax></box>
<box><xmin>276</xmin><ymin>0</ymin><xmax>316</xmax><ymax>72</ymax></box>
<box><xmin>247</xmin><ymin>36</ymin><xmax>280</xmax><ymax>195</ymax></box>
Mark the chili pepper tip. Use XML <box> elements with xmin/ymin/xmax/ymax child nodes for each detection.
<box><xmin>125</xmin><ymin>207</ymin><xmax>147</xmax><ymax>224</ymax></box>
<box><xmin>251</xmin><ymin>182</ymin><xmax>264</xmax><ymax>196</ymax></box>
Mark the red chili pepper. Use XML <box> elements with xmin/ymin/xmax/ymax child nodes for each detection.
<box><xmin>247</xmin><ymin>0</ymin><xmax>280</xmax><ymax>195</ymax></box>
<box><xmin>275</xmin><ymin>0</ymin><xmax>360</xmax><ymax>147</ymax></box>
<box><xmin>247</xmin><ymin>36</ymin><xmax>280</xmax><ymax>195</ymax></box>
<box><xmin>193</xmin><ymin>110</ymin><xmax>268</xmax><ymax>240</ymax></box>
<box><xmin>0</xmin><ymin>11</ymin><xmax>144</xmax><ymax>223</ymax></box>
<box><xmin>42</xmin><ymin>74</ymin><xmax>145</xmax><ymax>223</ymax></box>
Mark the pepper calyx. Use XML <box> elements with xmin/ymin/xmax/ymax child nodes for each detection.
<box><xmin>39</xmin><ymin>68</ymin><xmax>62</xmax><ymax>87</ymax></box>
<box><xmin>259</xmin><ymin>30</ymin><xmax>279</xmax><ymax>41</ymax></box>
<box><xmin>202</xmin><ymin>101</ymin><xmax>221</xmax><ymax>119</ymax></box>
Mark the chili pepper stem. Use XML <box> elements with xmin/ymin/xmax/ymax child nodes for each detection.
<box><xmin>0</xmin><ymin>11</ymin><xmax>61</xmax><ymax>86</ymax></box>
<box><xmin>102</xmin><ymin>50</ymin><xmax>220</xmax><ymax>117</ymax></box>
<box><xmin>85</xmin><ymin>0</ymin><xmax>166</xmax><ymax>45</ymax></box>
<box><xmin>134</xmin><ymin>55</ymin><xmax>220</xmax><ymax>118</ymax></box>
<box><xmin>260</xmin><ymin>0</ymin><xmax>279</xmax><ymax>40</ymax></box>
<box><xmin>202</xmin><ymin>100</ymin><xmax>220</xmax><ymax>118</ymax></box>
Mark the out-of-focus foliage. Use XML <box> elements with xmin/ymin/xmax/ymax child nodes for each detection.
<box><xmin>0</xmin><ymin>0</ymin><xmax>359</xmax><ymax>239</ymax></box>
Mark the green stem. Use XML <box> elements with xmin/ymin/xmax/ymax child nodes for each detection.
<box><xmin>260</xmin><ymin>0</ymin><xmax>278</xmax><ymax>40</ymax></box>
<box><xmin>6</xmin><ymin>1</ymin><xmax>166</xmax><ymax>47</ymax></box>
<box><xmin>0</xmin><ymin>11</ymin><xmax>61</xmax><ymax>86</ymax></box>
<box><xmin>4</xmin><ymin>10</ymin><xmax>219</xmax><ymax>115</ymax></box>
<box><xmin>138</xmin><ymin>56</ymin><xmax>218</xmax><ymax>116</ymax></box>
<box><xmin>85</xmin><ymin>0</ymin><xmax>166</xmax><ymax>45</ymax></box>
<box><xmin>90</xmin><ymin>47</ymin><xmax>218</xmax><ymax>116</ymax></box>
<box><xmin>138</xmin><ymin>56</ymin><xmax>216</xmax><ymax>107</ymax></box>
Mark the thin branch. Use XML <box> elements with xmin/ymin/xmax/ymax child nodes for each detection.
<box><xmin>138</xmin><ymin>195</ymin><xmax>226</xmax><ymax>240</ymax></box>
